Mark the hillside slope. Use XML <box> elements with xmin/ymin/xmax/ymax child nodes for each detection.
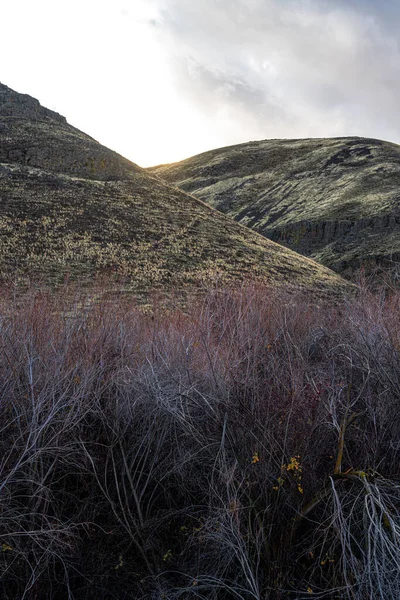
<box><xmin>149</xmin><ymin>137</ymin><xmax>400</xmax><ymax>274</ymax></box>
<box><xmin>0</xmin><ymin>83</ymin><xmax>350</xmax><ymax>296</ymax></box>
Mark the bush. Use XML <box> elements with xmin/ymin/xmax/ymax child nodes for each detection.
<box><xmin>0</xmin><ymin>281</ymin><xmax>400</xmax><ymax>599</ymax></box>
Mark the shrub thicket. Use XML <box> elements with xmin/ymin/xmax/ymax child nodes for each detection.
<box><xmin>0</xmin><ymin>281</ymin><xmax>400</xmax><ymax>599</ymax></box>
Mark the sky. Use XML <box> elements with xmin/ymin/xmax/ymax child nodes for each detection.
<box><xmin>2</xmin><ymin>0</ymin><xmax>400</xmax><ymax>167</ymax></box>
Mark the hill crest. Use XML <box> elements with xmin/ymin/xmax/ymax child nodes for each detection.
<box><xmin>0</xmin><ymin>83</ymin><xmax>351</xmax><ymax>296</ymax></box>
<box><xmin>149</xmin><ymin>136</ymin><xmax>400</xmax><ymax>274</ymax></box>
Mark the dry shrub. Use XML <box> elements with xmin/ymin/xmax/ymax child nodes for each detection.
<box><xmin>0</xmin><ymin>280</ymin><xmax>400</xmax><ymax>599</ymax></box>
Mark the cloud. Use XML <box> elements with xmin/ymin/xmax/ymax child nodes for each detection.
<box><xmin>148</xmin><ymin>0</ymin><xmax>400</xmax><ymax>147</ymax></box>
<box><xmin>2</xmin><ymin>0</ymin><xmax>400</xmax><ymax>165</ymax></box>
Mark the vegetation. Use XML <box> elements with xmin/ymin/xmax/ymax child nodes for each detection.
<box><xmin>1</xmin><ymin>81</ymin><xmax>399</xmax><ymax>599</ymax></box>
<box><xmin>0</xmin><ymin>162</ymin><xmax>350</xmax><ymax>297</ymax></box>
<box><xmin>0</xmin><ymin>83</ymin><xmax>350</xmax><ymax>296</ymax></box>
<box><xmin>1</xmin><ymin>279</ymin><xmax>400</xmax><ymax>599</ymax></box>
<box><xmin>149</xmin><ymin>137</ymin><xmax>400</xmax><ymax>276</ymax></box>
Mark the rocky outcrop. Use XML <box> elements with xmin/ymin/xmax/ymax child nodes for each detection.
<box><xmin>266</xmin><ymin>214</ymin><xmax>400</xmax><ymax>272</ymax></box>
<box><xmin>268</xmin><ymin>213</ymin><xmax>400</xmax><ymax>249</ymax></box>
<box><xmin>0</xmin><ymin>82</ymin><xmax>67</xmax><ymax>123</ymax></box>
<box><xmin>0</xmin><ymin>82</ymin><xmax>142</xmax><ymax>181</ymax></box>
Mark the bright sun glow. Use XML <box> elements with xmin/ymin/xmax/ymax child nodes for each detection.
<box><xmin>0</xmin><ymin>0</ymin><xmax>218</xmax><ymax>166</ymax></box>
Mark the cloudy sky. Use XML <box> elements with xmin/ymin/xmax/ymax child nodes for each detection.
<box><xmin>2</xmin><ymin>0</ymin><xmax>400</xmax><ymax>166</ymax></box>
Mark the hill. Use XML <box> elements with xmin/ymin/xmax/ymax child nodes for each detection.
<box><xmin>149</xmin><ymin>137</ymin><xmax>400</xmax><ymax>275</ymax></box>
<box><xmin>0</xmin><ymin>83</ymin><xmax>350</xmax><ymax>296</ymax></box>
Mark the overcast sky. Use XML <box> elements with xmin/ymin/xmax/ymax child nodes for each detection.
<box><xmin>2</xmin><ymin>0</ymin><xmax>400</xmax><ymax>166</ymax></box>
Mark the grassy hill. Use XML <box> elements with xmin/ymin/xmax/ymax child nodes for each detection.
<box><xmin>149</xmin><ymin>137</ymin><xmax>400</xmax><ymax>275</ymax></box>
<box><xmin>0</xmin><ymin>83</ymin><xmax>350</xmax><ymax>296</ymax></box>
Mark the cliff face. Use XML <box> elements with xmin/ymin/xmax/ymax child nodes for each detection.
<box><xmin>0</xmin><ymin>82</ymin><xmax>351</xmax><ymax>296</ymax></box>
<box><xmin>149</xmin><ymin>137</ymin><xmax>400</xmax><ymax>275</ymax></box>
<box><xmin>267</xmin><ymin>214</ymin><xmax>400</xmax><ymax>273</ymax></box>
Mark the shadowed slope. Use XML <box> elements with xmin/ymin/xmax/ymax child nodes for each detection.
<box><xmin>149</xmin><ymin>137</ymin><xmax>400</xmax><ymax>274</ymax></box>
<box><xmin>0</xmin><ymin>83</ymin><xmax>350</xmax><ymax>295</ymax></box>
